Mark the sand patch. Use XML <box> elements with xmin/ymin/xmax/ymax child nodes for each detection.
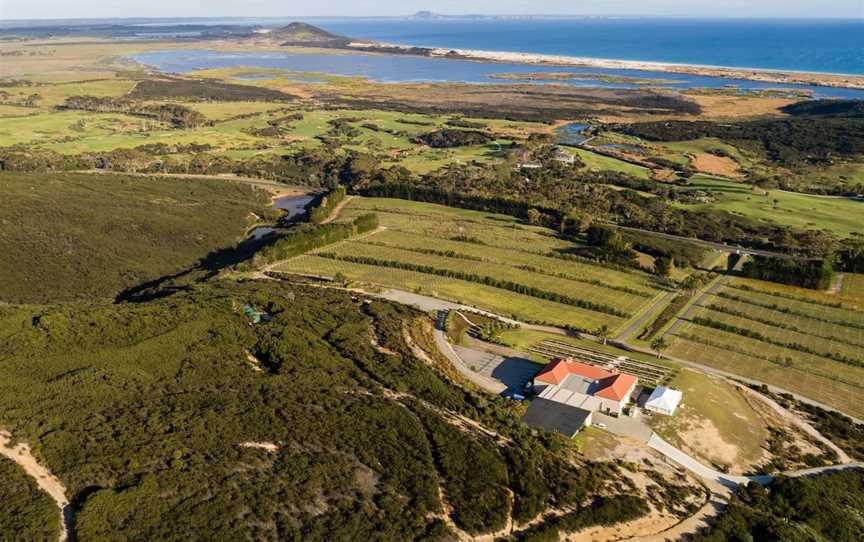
<box><xmin>692</xmin><ymin>153</ymin><xmax>741</xmax><ymax>177</ymax></box>
<box><xmin>677</xmin><ymin>417</ymin><xmax>740</xmax><ymax>470</ymax></box>
<box><xmin>0</xmin><ymin>430</ymin><xmax>70</xmax><ymax>541</ymax></box>
<box><xmin>568</xmin><ymin>508</ymin><xmax>679</xmax><ymax>542</ymax></box>
<box><xmin>239</xmin><ymin>441</ymin><xmax>279</xmax><ymax>453</ymax></box>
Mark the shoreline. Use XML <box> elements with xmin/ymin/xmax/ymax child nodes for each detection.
<box><xmin>346</xmin><ymin>42</ymin><xmax>864</xmax><ymax>91</ymax></box>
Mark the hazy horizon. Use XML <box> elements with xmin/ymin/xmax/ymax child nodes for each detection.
<box><xmin>2</xmin><ymin>0</ymin><xmax>862</xmax><ymax>21</ymax></box>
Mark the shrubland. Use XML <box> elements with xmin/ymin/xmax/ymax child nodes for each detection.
<box><xmin>0</xmin><ymin>282</ymin><xmax>646</xmax><ymax>540</ymax></box>
<box><xmin>0</xmin><ymin>458</ymin><xmax>61</xmax><ymax>542</ymax></box>
<box><xmin>693</xmin><ymin>470</ymin><xmax>864</xmax><ymax>542</ymax></box>
<box><xmin>0</xmin><ymin>172</ymin><xmax>274</xmax><ymax>304</ymax></box>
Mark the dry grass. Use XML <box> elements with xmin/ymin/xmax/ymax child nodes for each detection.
<box><xmin>691</xmin><ymin>153</ymin><xmax>742</xmax><ymax>177</ymax></box>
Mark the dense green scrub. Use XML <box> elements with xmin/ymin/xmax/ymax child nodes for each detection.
<box><xmin>0</xmin><ymin>458</ymin><xmax>61</xmax><ymax>542</ymax></box>
<box><xmin>693</xmin><ymin>470</ymin><xmax>864</xmax><ymax>542</ymax></box>
<box><xmin>0</xmin><ymin>172</ymin><xmax>273</xmax><ymax>303</ymax></box>
<box><xmin>0</xmin><ymin>282</ymin><xmax>643</xmax><ymax>540</ymax></box>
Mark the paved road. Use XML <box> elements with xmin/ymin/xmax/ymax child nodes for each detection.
<box><xmin>615</xmin><ymin>290</ymin><xmax>677</xmax><ymax>342</ymax></box>
<box><xmin>647</xmin><ymin>433</ymin><xmax>771</xmax><ymax>490</ymax></box>
<box><xmin>609</xmin><ymin>225</ymin><xmax>794</xmax><ymax>260</ymax></box>
<box><xmin>432</xmin><ymin>312</ymin><xmax>507</xmax><ymax>394</ymax></box>
<box><xmin>663</xmin><ymin>274</ymin><xmax>728</xmax><ymax>338</ymax></box>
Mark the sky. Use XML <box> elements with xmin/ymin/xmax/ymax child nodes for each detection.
<box><xmin>2</xmin><ymin>0</ymin><xmax>862</xmax><ymax>20</ymax></box>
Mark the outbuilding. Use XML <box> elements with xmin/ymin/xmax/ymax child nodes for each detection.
<box><xmin>522</xmin><ymin>398</ymin><xmax>593</xmax><ymax>437</ymax></box>
<box><xmin>644</xmin><ymin>386</ymin><xmax>683</xmax><ymax>415</ymax></box>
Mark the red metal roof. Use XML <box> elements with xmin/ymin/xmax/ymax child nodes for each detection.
<box><xmin>535</xmin><ymin>358</ymin><xmax>637</xmax><ymax>402</ymax></box>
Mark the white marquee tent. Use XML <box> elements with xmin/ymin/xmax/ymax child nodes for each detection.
<box><xmin>644</xmin><ymin>386</ymin><xmax>682</xmax><ymax>415</ymax></box>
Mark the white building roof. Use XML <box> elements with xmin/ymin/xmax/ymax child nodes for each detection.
<box><xmin>539</xmin><ymin>386</ymin><xmax>602</xmax><ymax>411</ymax></box>
<box><xmin>645</xmin><ymin>386</ymin><xmax>683</xmax><ymax>414</ymax></box>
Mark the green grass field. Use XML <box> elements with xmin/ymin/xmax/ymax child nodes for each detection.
<box><xmin>676</xmin><ymin>176</ymin><xmax>863</xmax><ymax>237</ymax></box>
<box><xmin>0</xmin><ymin>171</ymin><xmax>274</xmax><ymax>304</ymax></box>
<box><xmin>840</xmin><ymin>274</ymin><xmax>864</xmax><ymax>305</ymax></box>
<box><xmin>570</xmin><ymin>147</ymin><xmax>652</xmax><ymax>179</ymax></box>
<box><xmin>275</xmin><ymin>197</ymin><xmax>665</xmax><ymax>331</ymax></box>
<box><xmin>3</xmin><ymin>89</ymin><xmax>536</xmax><ymax>174</ymax></box>
<box><xmin>648</xmin><ymin>369</ymin><xmax>769</xmax><ymax>473</ymax></box>
<box><xmin>666</xmin><ymin>277</ymin><xmax>864</xmax><ymax>419</ymax></box>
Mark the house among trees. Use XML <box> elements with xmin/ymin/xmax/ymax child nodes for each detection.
<box><xmin>522</xmin><ymin>358</ymin><xmax>638</xmax><ymax>436</ymax></box>
<box><xmin>552</xmin><ymin>147</ymin><xmax>575</xmax><ymax>164</ymax></box>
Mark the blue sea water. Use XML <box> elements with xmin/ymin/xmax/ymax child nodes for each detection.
<box><xmin>314</xmin><ymin>18</ymin><xmax>864</xmax><ymax>76</ymax></box>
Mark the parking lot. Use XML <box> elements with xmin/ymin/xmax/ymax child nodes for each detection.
<box><xmin>452</xmin><ymin>344</ymin><xmax>541</xmax><ymax>396</ymax></box>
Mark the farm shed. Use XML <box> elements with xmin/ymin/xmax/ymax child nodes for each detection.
<box><xmin>522</xmin><ymin>398</ymin><xmax>593</xmax><ymax>437</ymax></box>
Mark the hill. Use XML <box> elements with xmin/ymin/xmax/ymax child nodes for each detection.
<box><xmin>0</xmin><ymin>172</ymin><xmax>275</xmax><ymax>304</ymax></box>
<box><xmin>267</xmin><ymin>22</ymin><xmax>353</xmax><ymax>47</ymax></box>
<box><xmin>0</xmin><ymin>281</ymin><xmax>649</xmax><ymax>540</ymax></box>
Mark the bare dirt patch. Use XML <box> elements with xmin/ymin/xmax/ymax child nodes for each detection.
<box><xmin>676</xmin><ymin>417</ymin><xmax>741</xmax><ymax>469</ymax></box>
<box><xmin>0</xmin><ymin>430</ymin><xmax>70</xmax><ymax>541</ymax></box>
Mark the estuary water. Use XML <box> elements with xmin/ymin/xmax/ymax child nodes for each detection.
<box><xmin>131</xmin><ymin>49</ymin><xmax>864</xmax><ymax>99</ymax></box>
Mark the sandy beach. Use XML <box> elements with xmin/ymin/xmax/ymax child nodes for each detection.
<box><xmin>347</xmin><ymin>41</ymin><xmax>864</xmax><ymax>91</ymax></box>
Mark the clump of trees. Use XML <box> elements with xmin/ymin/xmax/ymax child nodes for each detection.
<box><xmin>585</xmin><ymin>225</ymin><xmax>638</xmax><ymax>267</ymax></box>
<box><xmin>741</xmin><ymin>256</ymin><xmax>834</xmax><ymax>290</ymax></box>
<box><xmin>309</xmin><ymin>185</ymin><xmax>348</xmax><ymax>223</ymax></box>
<box><xmin>413</xmin><ymin>128</ymin><xmax>493</xmax><ymax>148</ymax></box>
<box><xmin>693</xmin><ymin>471</ymin><xmax>864</xmax><ymax>542</ymax></box>
<box><xmin>128</xmin><ymin>77</ymin><xmax>297</xmax><ymax>102</ymax></box>
<box><xmin>62</xmin><ymin>95</ymin><xmax>207</xmax><ymax>128</ymax></box>
<box><xmin>246</xmin><ymin>212</ymin><xmax>378</xmax><ymax>268</ymax></box>
<box><xmin>618</xmin><ymin>116</ymin><xmax>864</xmax><ymax>166</ymax></box>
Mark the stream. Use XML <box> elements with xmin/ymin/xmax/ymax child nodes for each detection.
<box><xmin>248</xmin><ymin>194</ymin><xmax>315</xmax><ymax>240</ymax></box>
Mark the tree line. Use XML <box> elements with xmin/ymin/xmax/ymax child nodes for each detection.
<box><xmin>315</xmin><ymin>252</ymin><xmax>630</xmax><ymax>318</ymax></box>
<box><xmin>62</xmin><ymin>95</ymin><xmax>207</xmax><ymax>128</ymax></box>
<box><xmin>741</xmin><ymin>256</ymin><xmax>834</xmax><ymax>290</ymax></box>
<box><xmin>689</xmin><ymin>316</ymin><xmax>863</xmax><ymax>368</ymax></box>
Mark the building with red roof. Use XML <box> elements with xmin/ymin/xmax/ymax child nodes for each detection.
<box><xmin>531</xmin><ymin>358</ymin><xmax>638</xmax><ymax>417</ymax></box>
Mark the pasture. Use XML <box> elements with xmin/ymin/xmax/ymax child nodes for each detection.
<box><xmin>676</xmin><ymin>176</ymin><xmax>863</xmax><ymax>237</ymax></box>
<box><xmin>275</xmin><ymin>197</ymin><xmax>665</xmax><ymax>331</ymax></box>
<box><xmin>666</xmin><ymin>277</ymin><xmax>864</xmax><ymax>419</ymax></box>
<box><xmin>648</xmin><ymin>369</ymin><xmax>769</xmax><ymax>474</ymax></box>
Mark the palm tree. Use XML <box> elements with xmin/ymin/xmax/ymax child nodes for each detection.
<box><xmin>596</xmin><ymin>325</ymin><xmax>610</xmax><ymax>345</ymax></box>
<box><xmin>651</xmin><ymin>336</ymin><xmax>669</xmax><ymax>359</ymax></box>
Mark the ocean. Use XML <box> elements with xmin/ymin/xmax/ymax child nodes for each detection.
<box><xmin>314</xmin><ymin>18</ymin><xmax>864</xmax><ymax>76</ymax></box>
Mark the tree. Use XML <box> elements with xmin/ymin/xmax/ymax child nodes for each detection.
<box><xmin>651</xmin><ymin>337</ymin><xmax>668</xmax><ymax>359</ymax></box>
<box><xmin>526</xmin><ymin>208</ymin><xmax>542</xmax><ymax>226</ymax></box>
<box><xmin>595</xmin><ymin>325</ymin><xmax>610</xmax><ymax>345</ymax></box>
<box><xmin>654</xmin><ymin>256</ymin><xmax>672</xmax><ymax>277</ymax></box>
<box><xmin>333</xmin><ymin>271</ymin><xmax>347</xmax><ymax>285</ymax></box>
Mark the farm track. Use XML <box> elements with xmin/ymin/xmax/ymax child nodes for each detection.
<box><xmin>0</xmin><ymin>431</ymin><xmax>72</xmax><ymax>541</ymax></box>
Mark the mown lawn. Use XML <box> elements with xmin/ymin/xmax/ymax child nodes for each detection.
<box><xmin>676</xmin><ymin>175</ymin><xmax>863</xmax><ymax>237</ymax></box>
<box><xmin>648</xmin><ymin>369</ymin><xmax>769</xmax><ymax>473</ymax></box>
<box><xmin>571</xmin><ymin>148</ymin><xmax>652</xmax><ymax>179</ymax></box>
